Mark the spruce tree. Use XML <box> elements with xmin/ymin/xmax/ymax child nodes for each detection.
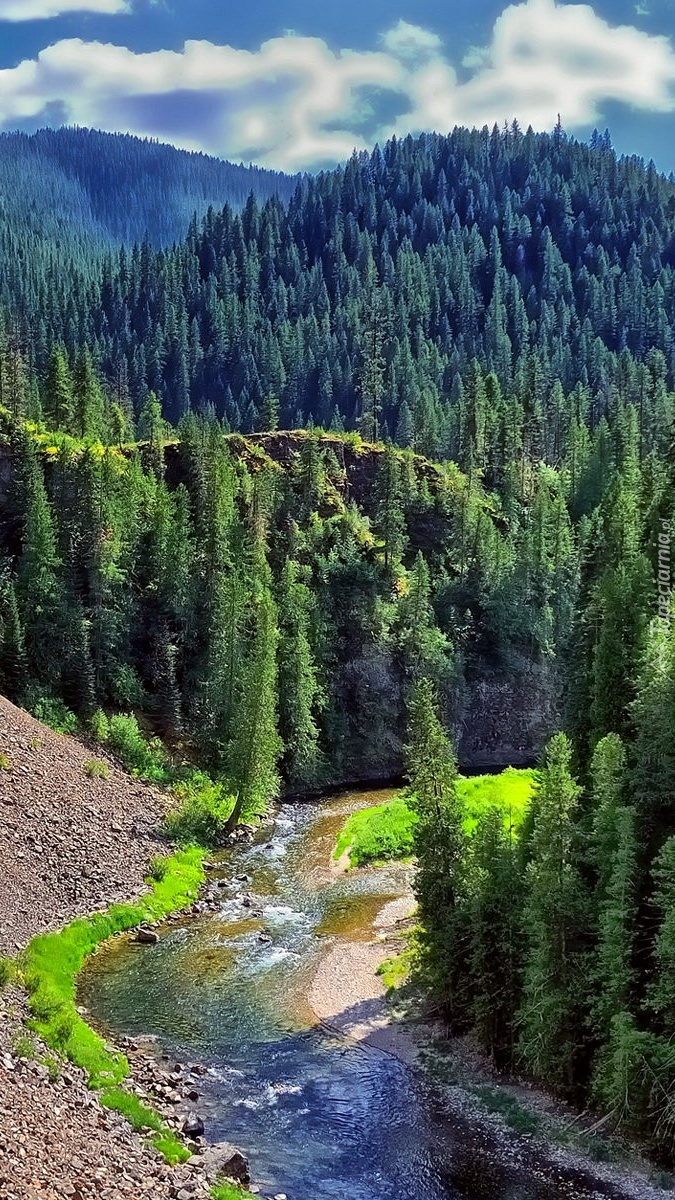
<box><xmin>518</xmin><ymin>733</ymin><xmax>589</xmax><ymax>1093</ymax></box>
<box><xmin>407</xmin><ymin>678</ymin><xmax>469</xmax><ymax>1025</ymax></box>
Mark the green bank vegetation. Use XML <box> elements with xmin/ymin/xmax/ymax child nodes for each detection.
<box><xmin>334</xmin><ymin>768</ymin><xmax>535</xmax><ymax>868</ymax></box>
<box><xmin>404</xmin><ymin>679</ymin><xmax>675</xmax><ymax>1164</ymax></box>
<box><xmin>18</xmin><ymin>847</ymin><xmax>204</xmax><ymax>1163</ymax></box>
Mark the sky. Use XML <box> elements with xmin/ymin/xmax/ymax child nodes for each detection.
<box><xmin>0</xmin><ymin>0</ymin><xmax>674</xmax><ymax>174</ymax></box>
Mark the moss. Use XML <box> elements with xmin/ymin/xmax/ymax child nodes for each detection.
<box><xmin>84</xmin><ymin>759</ymin><xmax>109</xmax><ymax>780</ymax></box>
<box><xmin>334</xmin><ymin>769</ymin><xmax>536</xmax><ymax>868</ymax></box>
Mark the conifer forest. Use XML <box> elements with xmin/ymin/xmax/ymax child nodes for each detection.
<box><xmin>2</xmin><ymin>119</ymin><xmax>675</xmax><ymax>1187</ymax></box>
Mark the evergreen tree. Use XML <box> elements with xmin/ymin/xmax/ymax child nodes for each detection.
<box><xmin>407</xmin><ymin>678</ymin><xmax>469</xmax><ymax>1025</ymax></box>
<box><xmin>518</xmin><ymin>734</ymin><xmax>588</xmax><ymax>1093</ymax></box>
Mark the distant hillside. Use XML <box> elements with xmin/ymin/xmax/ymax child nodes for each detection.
<box><xmin>0</xmin><ymin>127</ymin><xmax>297</xmax><ymax>246</ymax></box>
<box><xmin>0</xmin><ymin>126</ymin><xmax>297</xmax><ymax>329</ymax></box>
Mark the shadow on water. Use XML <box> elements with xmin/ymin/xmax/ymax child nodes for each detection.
<box><xmin>79</xmin><ymin>792</ymin><xmax>648</xmax><ymax>1200</ymax></box>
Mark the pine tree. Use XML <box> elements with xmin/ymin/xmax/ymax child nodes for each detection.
<box><xmin>226</xmin><ymin>571</ymin><xmax>282</xmax><ymax>828</ymax></box>
<box><xmin>407</xmin><ymin>678</ymin><xmax>470</xmax><ymax>1024</ymax></box>
<box><xmin>278</xmin><ymin>558</ymin><xmax>322</xmax><ymax>785</ymax></box>
<box><xmin>518</xmin><ymin>733</ymin><xmax>589</xmax><ymax>1093</ymax></box>
<box><xmin>16</xmin><ymin>437</ymin><xmax>64</xmax><ymax>683</ymax></box>
<box><xmin>374</xmin><ymin>442</ymin><xmax>406</xmax><ymax>571</ymax></box>
<box><xmin>470</xmin><ymin>807</ymin><xmax>523</xmax><ymax>1069</ymax></box>
<box><xmin>45</xmin><ymin>347</ymin><xmax>74</xmax><ymax>432</ymax></box>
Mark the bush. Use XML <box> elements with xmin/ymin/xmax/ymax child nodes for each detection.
<box><xmin>28</xmin><ymin>694</ymin><xmax>78</xmax><ymax>735</ymax></box>
<box><xmin>84</xmin><ymin>760</ymin><xmax>109</xmax><ymax>780</ymax></box>
<box><xmin>105</xmin><ymin>714</ymin><xmax>168</xmax><ymax>782</ymax></box>
<box><xmin>164</xmin><ymin>773</ymin><xmax>234</xmax><ymax>846</ymax></box>
<box><xmin>148</xmin><ymin>855</ymin><xmax>169</xmax><ymax>883</ymax></box>
<box><xmin>110</xmin><ymin>664</ymin><xmax>145</xmax><ymax>708</ymax></box>
<box><xmin>89</xmin><ymin>709</ymin><xmax>110</xmax><ymax>742</ymax></box>
<box><xmin>0</xmin><ymin>752</ymin><xmax>10</xmax><ymax>770</ymax></box>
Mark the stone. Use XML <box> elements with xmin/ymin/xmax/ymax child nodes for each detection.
<box><xmin>200</xmin><ymin>1141</ymin><xmax>250</xmax><ymax>1185</ymax></box>
<box><xmin>181</xmin><ymin>1113</ymin><xmax>205</xmax><ymax>1138</ymax></box>
<box><xmin>135</xmin><ymin>928</ymin><xmax>159</xmax><ymax>945</ymax></box>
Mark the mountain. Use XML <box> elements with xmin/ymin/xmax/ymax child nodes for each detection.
<box><xmin>0</xmin><ymin>126</ymin><xmax>297</xmax><ymax>336</ymax></box>
<box><xmin>4</xmin><ymin>125</ymin><xmax>675</xmax><ymax>453</ymax></box>
<box><xmin>2</xmin><ymin>124</ymin><xmax>675</xmax><ymax>1159</ymax></box>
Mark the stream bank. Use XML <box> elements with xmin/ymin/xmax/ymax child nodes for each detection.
<box><xmin>79</xmin><ymin>790</ymin><xmax>674</xmax><ymax>1200</ymax></box>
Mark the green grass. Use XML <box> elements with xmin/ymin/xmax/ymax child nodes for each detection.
<box><xmin>334</xmin><ymin>769</ymin><xmax>536</xmax><ymax>868</ymax></box>
<box><xmin>211</xmin><ymin>1186</ymin><xmax>258</xmax><ymax>1200</ymax></box>
<box><xmin>98</xmin><ymin>1087</ymin><xmax>190</xmax><ymax>1163</ymax></box>
<box><xmin>99</xmin><ymin>1086</ymin><xmax>164</xmax><ymax>1131</ymax></box>
<box><xmin>334</xmin><ymin>795</ymin><xmax>416</xmax><ymax>867</ymax></box>
<box><xmin>0</xmin><ymin>752</ymin><xmax>10</xmax><ymax>770</ymax></box>
<box><xmin>152</xmin><ymin>1131</ymin><xmax>192</xmax><ymax>1166</ymax></box>
<box><xmin>0</xmin><ymin>956</ymin><xmax>13</xmax><ymax>989</ymax></box>
<box><xmin>376</xmin><ymin>936</ymin><xmax>418</xmax><ymax>991</ymax></box>
<box><xmin>20</xmin><ymin>847</ymin><xmax>205</xmax><ymax>1089</ymax></box>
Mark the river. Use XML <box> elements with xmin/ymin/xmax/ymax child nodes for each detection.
<box><xmin>79</xmin><ymin>789</ymin><xmax>662</xmax><ymax>1200</ymax></box>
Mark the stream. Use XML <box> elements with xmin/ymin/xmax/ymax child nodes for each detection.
<box><xmin>79</xmin><ymin>789</ymin><xmax>656</xmax><ymax>1200</ymax></box>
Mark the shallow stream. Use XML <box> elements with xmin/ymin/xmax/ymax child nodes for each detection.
<box><xmin>80</xmin><ymin>790</ymin><xmax>643</xmax><ymax>1200</ymax></box>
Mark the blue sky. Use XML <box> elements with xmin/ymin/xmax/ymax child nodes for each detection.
<box><xmin>0</xmin><ymin>0</ymin><xmax>673</xmax><ymax>173</ymax></box>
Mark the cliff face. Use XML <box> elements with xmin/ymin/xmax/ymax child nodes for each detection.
<box><xmin>458</xmin><ymin>656</ymin><xmax>561</xmax><ymax>771</ymax></box>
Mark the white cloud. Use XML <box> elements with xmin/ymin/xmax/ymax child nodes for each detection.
<box><xmin>0</xmin><ymin>0</ymin><xmax>129</xmax><ymax>18</ymax></box>
<box><xmin>0</xmin><ymin>1</ymin><xmax>673</xmax><ymax>171</ymax></box>
<box><xmin>380</xmin><ymin>20</ymin><xmax>442</xmax><ymax>60</ymax></box>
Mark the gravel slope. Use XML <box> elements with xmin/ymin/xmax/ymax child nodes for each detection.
<box><xmin>0</xmin><ymin>697</ymin><xmax>213</xmax><ymax>1200</ymax></box>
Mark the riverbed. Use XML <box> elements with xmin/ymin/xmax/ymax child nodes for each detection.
<box><xmin>79</xmin><ymin>790</ymin><xmax>672</xmax><ymax>1200</ymax></box>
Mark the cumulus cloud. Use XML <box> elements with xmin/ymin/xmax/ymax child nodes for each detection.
<box><xmin>0</xmin><ymin>0</ymin><xmax>673</xmax><ymax>171</ymax></box>
<box><xmin>380</xmin><ymin>20</ymin><xmax>443</xmax><ymax>60</ymax></box>
<box><xmin>0</xmin><ymin>0</ymin><xmax>129</xmax><ymax>18</ymax></box>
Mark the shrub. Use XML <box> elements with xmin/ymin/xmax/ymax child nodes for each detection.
<box><xmin>148</xmin><ymin>855</ymin><xmax>169</xmax><ymax>883</ymax></box>
<box><xmin>28</xmin><ymin>694</ymin><xmax>78</xmax><ymax>735</ymax></box>
<box><xmin>84</xmin><ymin>760</ymin><xmax>109</xmax><ymax>780</ymax></box>
<box><xmin>164</xmin><ymin>773</ymin><xmax>234</xmax><ymax>846</ymax></box>
<box><xmin>89</xmin><ymin>709</ymin><xmax>110</xmax><ymax>742</ymax></box>
<box><xmin>105</xmin><ymin>714</ymin><xmax>168</xmax><ymax>782</ymax></box>
<box><xmin>0</xmin><ymin>957</ymin><xmax>12</xmax><ymax>989</ymax></box>
<box><xmin>0</xmin><ymin>752</ymin><xmax>10</xmax><ymax>770</ymax></box>
<box><xmin>110</xmin><ymin>664</ymin><xmax>145</xmax><ymax>708</ymax></box>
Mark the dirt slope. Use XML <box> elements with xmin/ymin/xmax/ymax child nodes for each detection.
<box><xmin>0</xmin><ymin>697</ymin><xmax>214</xmax><ymax>1200</ymax></box>
<box><xmin>0</xmin><ymin>696</ymin><xmax>165</xmax><ymax>955</ymax></box>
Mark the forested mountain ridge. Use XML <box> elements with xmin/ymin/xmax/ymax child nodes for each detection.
<box><xmin>6</xmin><ymin>124</ymin><xmax>675</xmax><ymax>459</ymax></box>
<box><xmin>0</xmin><ymin>412</ymin><xmax>560</xmax><ymax>791</ymax></box>
<box><xmin>2</xmin><ymin>122</ymin><xmax>675</xmax><ymax>1166</ymax></box>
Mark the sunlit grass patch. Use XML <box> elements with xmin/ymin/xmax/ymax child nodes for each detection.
<box><xmin>334</xmin><ymin>795</ymin><xmax>415</xmax><ymax>867</ymax></box>
<box><xmin>334</xmin><ymin>769</ymin><xmax>536</xmax><ymax>868</ymax></box>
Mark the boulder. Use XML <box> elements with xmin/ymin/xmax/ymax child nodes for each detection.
<box><xmin>199</xmin><ymin>1142</ymin><xmax>250</xmax><ymax>1186</ymax></box>
<box><xmin>182</xmin><ymin>1112</ymin><xmax>205</xmax><ymax>1138</ymax></box>
<box><xmin>136</xmin><ymin>927</ymin><xmax>159</xmax><ymax>945</ymax></box>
